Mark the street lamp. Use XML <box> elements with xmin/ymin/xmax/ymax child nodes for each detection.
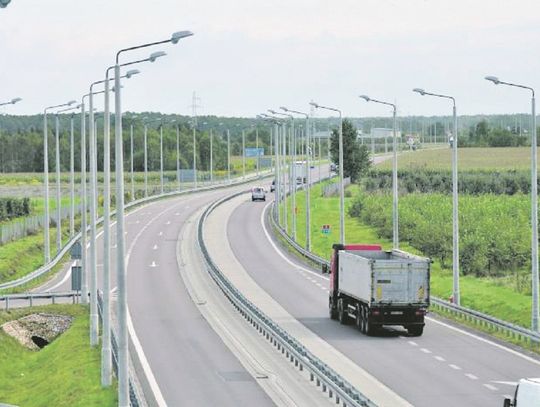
<box><xmin>113</xmin><ymin>30</ymin><xmax>193</xmax><ymax>406</ymax></box>
<box><xmin>273</xmin><ymin>109</ymin><xmax>298</xmax><ymax>241</ymax></box>
<box><xmin>0</xmin><ymin>97</ymin><xmax>21</xmax><ymax>106</ymax></box>
<box><xmin>359</xmin><ymin>95</ymin><xmax>399</xmax><ymax>249</ymax></box>
<box><xmin>310</xmin><ymin>101</ymin><xmax>345</xmax><ymax>244</ymax></box>
<box><xmin>281</xmin><ymin>107</ymin><xmax>312</xmax><ymax>251</ymax></box>
<box><xmin>260</xmin><ymin>113</ymin><xmax>284</xmax><ymax>225</ymax></box>
<box><xmin>86</xmin><ymin>70</ymin><xmax>140</xmax><ymax>353</ymax></box>
<box><xmin>43</xmin><ymin>100</ymin><xmax>76</xmax><ymax>264</ymax></box>
<box><xmin>485</xmin><ymin>75</ymin><xmax>538</xmax><ymax>331</ymax></box>
<box><xmin>413</xmin><ymin>87</ymin><xmax>460</xmax><ymax>306</ymax></box>
<box><xmin>268</xmin><ymin>110</ymin><xmax>289</xmax><ymax>233</ymax></box>
<box><xmin>56</xmin><ymin>104</ymin><xmax>82</xmax><ymax>238</ymax></box>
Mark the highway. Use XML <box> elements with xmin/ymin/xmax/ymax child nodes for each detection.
<box><xmin>222</xmin><ymin>183</ymin><xmax>540</xmax><ymax>407</ymax></box>
<box><xmin>37</xmin><ymin>183</ymin><xmax>279</xmax><ymax>406</ymax></box>
<box><xmin>36</xmin><ymin>177</ymin><xmax>341</xmax><ymax>406</ymax></box>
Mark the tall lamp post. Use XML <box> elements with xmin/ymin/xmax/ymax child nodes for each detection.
<box><xmin>359</xmin><ymin>95</ymin><xmax>399</xmax><ymax>249</ymax></box>
<box><xmin>260</xmin><ymin>114</ymin><xmax>283</xmax><ymax>224</ymax></box>
<box><xmin>101</xmin><ymin>67</ymin><xmax>140</xmax><ymax>387</ymax></box>
<box><xmin>310</xmin><ymin>102</ymin><xmax>345</xmax><ymax>244</ymax></box>
<box><xmin>485</xmin><ymin>76</ymin><xmax>538</xmax><ymax>330</ymax></box>
<box><xmin>113</xmin><ymin>30</ymin><xmax>193</xmax><ymax>406</ymax></box>
<box><xmin>281</xmin><ymin>107</ymin><xmax>311</xmax><ymax>251</ymax></box>
<box><xmin>43</xmin><ymin>100</ymin><xmax>76</xmax><ymax>264</ymax></box>
<box><xmin>56</xmin><ymin>104</ymin><xmax>82</xmax><ymax>238</ymax></box>
<box><xmin>413</xmin><ymin>87</ymin><xmax>460</xmax><ymax>306</ymax></box>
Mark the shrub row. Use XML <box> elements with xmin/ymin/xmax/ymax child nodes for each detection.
<box><xmin>0</xmin><ymin>197</ymin><xmax>31</xmax><ymax>222</ymax></box>
<box><xmin>349</xmin><ymin>192</ymin><xmax>531</xmax><ymax>278</ymax></box>
<box><xmin>364</xmin><ymin>169</ymin><xmax>535</xmax><ymax>195</ymax></box>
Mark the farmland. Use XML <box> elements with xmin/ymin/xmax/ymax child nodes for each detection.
<box><xmin>377</xmin><ymin>146</ymin><xmax>538</xmax><ymax>171</ymax></box>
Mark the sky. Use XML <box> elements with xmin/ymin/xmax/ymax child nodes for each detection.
<box><xmin>0</xmin><ymin>0</ymin><xmax>539</xmax><ymax>118</ymax></box>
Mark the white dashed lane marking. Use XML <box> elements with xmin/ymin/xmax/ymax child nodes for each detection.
<box><xmin>465</xmin><ymin>373</ymin><xmax>478</xmax><ymax>380</ymax></box>
<box><xmin>449</xmin><ymin>364</ymin><xmax>462</xmax><ymax>370</ymax></box>
<box><xmin>420</xmin><ymin>348</ymin><xmax>432</xmax><ymax>354</ymax></box>
<box><xmin>483</xmin><ymin>384</ymin><xmax>498</xmax><ymax>391</ymax></box>
<box><xmin>434</xmin><ymin>356</ymin><xmax>446</xmax><ymax>362</ymax></box>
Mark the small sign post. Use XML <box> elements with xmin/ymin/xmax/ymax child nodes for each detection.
<box><xmin>71</xmin><ymin>266</ymin><xmax>82</xmax><ymax>291</ymax></box>
<box><xmin>70</xmin><ymin>241</ymin><xmax>82</xmax><ymax>260</ymax></box>
<box><xmin>321</xmin><ymin>224</ymin><xmax>331</xmax><ymax>236</ymax></box>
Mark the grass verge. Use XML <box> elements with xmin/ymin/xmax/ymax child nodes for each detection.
<box><xmin>0</xmin><ymin>304</ymin><xmax>116</xmax><ymax>406</ymax></box>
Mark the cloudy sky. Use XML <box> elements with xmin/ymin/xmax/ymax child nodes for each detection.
<box><xmin>0</xmin><ymin>0</ymin><xmax>539</xmax><ymax>118</ymax></box>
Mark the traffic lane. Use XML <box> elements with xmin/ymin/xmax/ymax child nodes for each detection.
<box><xmin>126</xmin><ymin>188</ymin><xmax>274</xmax><ymax>405</ymax></box>
<box><xmin>226</xmin><ymin>196</ymin><xmax>540</xmax><ymax>407</ymax></box>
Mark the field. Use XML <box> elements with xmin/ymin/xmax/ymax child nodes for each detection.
<box><xmin>377</xmin><ymin>146</ymin><xmax>538</xmax><ymax>170</ymax></box>
<box><xmin>0</xmin><ymin>304</ymin><xmax>116</xmax><ymax>406</ymax></box>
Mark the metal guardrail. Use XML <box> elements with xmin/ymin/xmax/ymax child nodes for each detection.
<box><xmin>268</xmin><ymin>202</ymin><xmax>540</xmax><ymax>348</ymax></box>
<box><xmin>0</xmin><ymin>291</ymin><xmax>80</xmax><ymax>310</ymax></box>
<box><xmin>0</xmin><ymin>170</ymin><xmax>272</xmax><ymax>291</ymax></box>
<box><xmin>198</xmin><ymin>191</ymin><xmax>376</xmax><ymax>407</ymax></box>
<box><xmin>97</xmin><ymin>291</ymin><xmax>144</xmax><ymax>407</ymax></box>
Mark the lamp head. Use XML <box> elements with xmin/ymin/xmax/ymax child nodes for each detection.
<box><xmin>309</xmin><ymin>102</ymin><xmax>319</xmax><ymax>108</ymax></box>
<box><xmin>485</xmin><ymin>76</ymin><xmax>500</xmax><ymax>85</ymax></box>
<box><xmin>280</xmin><ymin>106</ymin><xmax>289</xmax><ymax>112</ymax></box>
<box><xmin>359</xmin><ymin>95</ymin><xmax>371</xmax><ymax>102</ymax></box>
<box><xmin>268</xmin><ymin>109</ymin><xmax>277</xmax><ymax>114</ymax></box>
<box><xmin>67</xmin><ymin>100</ymin><xmax>77</xmax><ymax>106</ymax></box>
<box><xmin>10</xmin><ymin>97</ymin><xmax>22</xmax><ymax>104</ymax></box>
<box><xmin>171</xmin><ymin>30</ymin><xmax>194</xmax><ymax>44</ymax></box>
<box><xmin>412</xmin><ymin>88</ymin><xmax>426</xmax><ymax>96</ymax></box>
<box><xmin>125</xmin><ymin>69</ymin><xmax>140</xmax><ymax>79</ymax></box>
<box><xmin>149</xmin><ymin>51</ymin><xmax>167</xmax><ymax>62</ymax></box>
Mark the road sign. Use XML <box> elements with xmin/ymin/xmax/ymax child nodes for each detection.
<box><xmin>71</xmin><ymin>266</ymin><xmax>82</xmax><ymax>291</ymax></box>
<box><xmin>70</xmin><ymin>241</ymin><xmax>82</xmax><ymax>260</ymax></box>
<box><xmin>245</xmin><ymin>147</ymin><xmax>264</xmax><ymax>157</ymax></box>
<box><xmin>321</xmin><ymin>224</ymin><xmax>331</xmax><ymax>235</ymax></box>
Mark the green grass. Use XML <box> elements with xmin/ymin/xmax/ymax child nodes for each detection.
<box><xmin>0</xmin><ymin>304</ymin><xmax>116</xmax><ymax>406</ymax></box>
<box><xmin>0</xmin><ymin>223</ymin><xmax>73</xmax><ymax>293</ymax></box>
<box><xmin>377</xmin><ymin>146</ymin><xmax>539</xmax><ymax>171</ymax></box>
<box><xmin>281</xmin><ymin>180</ymin><xmax>533</xmax><ymax>329</ymax></box>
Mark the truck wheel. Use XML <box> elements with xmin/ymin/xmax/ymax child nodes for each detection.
<box><xmin>337</xmin><ymin>299</ymin><xmax>347</xmax><ymax>325</ymax></box>
<box><xmin>408</xmin><ymin>326</ymin><xmax>424</xmax><ymax>337</ymax></box>
<box><xmin>329</xmin><ymin>298</ymin><xmax>338</xmax><ymax>320</ymax></box>
<box><xmin>355</xmin><ymin>303</ymin><xmax>363</xmax><ymax>331</ymax></box>
<box><xmin>363</xmin><ymin>305</ymin><xmax>375</xmax><ymax>336</ymax></box>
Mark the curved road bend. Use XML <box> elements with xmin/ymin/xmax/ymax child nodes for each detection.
<box><xmin>226</xmin><ymin>192</ymin><xmax>540</xmax><ymax>407</ymax></box>
<box><xmin>39</xmin><ymin>184</ymin><xmax>275</xmax><ymax>406</ymax></box>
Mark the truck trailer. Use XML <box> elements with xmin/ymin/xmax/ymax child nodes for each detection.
<box><xmin>327</xmin><ymin>244</ymin><xmax>431</xmax><ymax>336</ymax></box>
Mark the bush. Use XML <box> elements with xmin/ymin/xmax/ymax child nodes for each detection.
<box><xmin>364</xmin><ymin>169</ymin><xmax>536</xmax><ymax>196</ymax></box>
<box><xmin>349</xmin><ymin>193</ymin><xmax>530</xmax><ymax>277</ymax></box>
<box><xmin>0</xmin><ymin>197</ymin><xmax>32</xmax><ymax>222</ymax></box>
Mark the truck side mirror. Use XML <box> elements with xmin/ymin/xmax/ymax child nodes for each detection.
<box><xmin>503</xmin><ymin>397</ymin><xmax>512</xmax><ymax>407</ymax></box>
<box><xmin>322</xmin><ymin>264</ymin><xmax>328</xmax><ymax>274</ymax></box>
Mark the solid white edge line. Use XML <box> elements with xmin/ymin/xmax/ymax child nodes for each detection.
<box><xmin>260</xmin><ymin>200</ymin><xmax>329</xmax><ymax>282</ymax></box>
<box><xmin>123</xmin><ymin>202</ymin><xmax>184</xmax><ymax>407</ymax></box>
<box><xmin>46</xmin><ymin>260</ymin><xmax>76</xmax><ymax>291</ymax></box>
<box><xmin>260</xmin><ymin>194</ymin><xmax>540</xmax><ymax>368</ymax></box>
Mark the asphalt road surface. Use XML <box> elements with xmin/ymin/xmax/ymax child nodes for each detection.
<box><xmin>225</xmin><ymin>191</ymin><xmax>540</xmax><ymax>407</ymax></box>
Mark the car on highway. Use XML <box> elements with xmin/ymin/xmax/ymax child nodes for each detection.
<box><xmin>251</xmin><ymin>186</ymin><xmax>266</xmax><ymax>201</ymax></box>
<box><xmin>270</xmin><ymin>180</ymin><xmax>275</xmax><ymax>192</ymax></box>
<box><xmin>504</xmin><ymin>378</ymin><xmax>540</xmax><ymax>407</ymax></box>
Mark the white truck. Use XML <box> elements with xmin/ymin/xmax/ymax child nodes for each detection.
<box><xmin>327</xmin><ymin>243</ymin><xmax>431</xmax><ymax>336</ymax></box>
<box><xmin>293</xmin><ymin>161</ymin><xmax>307</xmax><ymax>184</ymax></box>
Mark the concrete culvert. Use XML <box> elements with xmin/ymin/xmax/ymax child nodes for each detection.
<box><xmin>31</xmin><ymin>336</ymin><xmax>49</xmax><ymax>349</ymax></box>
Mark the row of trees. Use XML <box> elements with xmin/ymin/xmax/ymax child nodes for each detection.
<box><xmin>460</xmin><ymin>120</ymin><xmax>531</xmax><ymax>147</ymax></box>
<box><xmin>0</xmin><ymin>117</ymin><xmax>272</xmax><ymax>173</ymax></box>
